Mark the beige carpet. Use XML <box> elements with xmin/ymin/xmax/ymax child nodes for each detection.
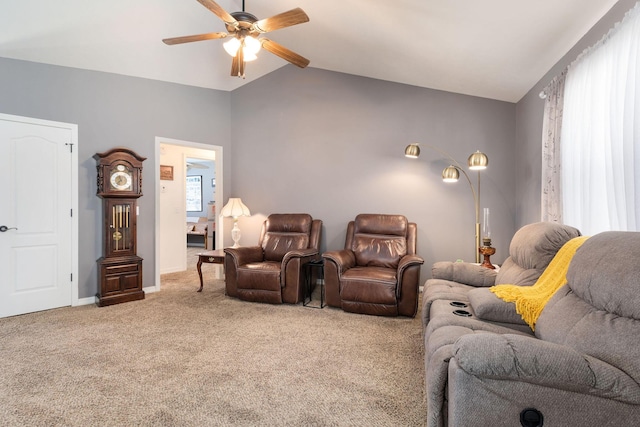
<box><xmin>0</xmin><ymin>250</ymin><xmax>426</xmax><ymax>426</ymax></box>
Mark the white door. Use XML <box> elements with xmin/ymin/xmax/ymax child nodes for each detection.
<box><xmin>0</xmin><ymin>114</ymin><xmax>76</xmax><ymax>318</ymax></box>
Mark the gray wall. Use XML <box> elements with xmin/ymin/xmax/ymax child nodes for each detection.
<box><xmin>230</xmin><ymin>67</ymin><xmax>517</xmax><ymax>277</ymax></box>
<box><xmin>514</xmin><ymin>0</ymin><xmax>638</xmax><ymax>228</ymax></box>
<box><xmin>0</xmin><ymin>57</ymin><xmax>231</xmax><ymax>299</ymax></box>
<box><xmin>4</xmin><ymin>0</ymin><xmax>630</xmax><ymax>302</ymax></box>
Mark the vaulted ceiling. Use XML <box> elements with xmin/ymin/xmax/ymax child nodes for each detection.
<box><xmin>0</xmin><ymin>0</ymin><xmax>620</xmax><ymax>102</ymax></box>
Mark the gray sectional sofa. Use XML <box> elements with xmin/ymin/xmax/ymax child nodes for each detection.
<box><xmin>421</xmin><ymin>223</ymin><xmax>640</xmax><ymax>426</ymax></box>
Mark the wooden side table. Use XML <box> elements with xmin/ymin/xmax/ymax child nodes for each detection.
<box><xmin>196</xmin><ymin>250</ymin><xmax>225</xmax><ymax>292</ymax></box>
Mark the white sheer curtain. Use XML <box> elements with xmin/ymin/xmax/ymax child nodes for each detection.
<box><xmin>541</xmin><ymin>72</ymin><xmax>566</xmax><ymax>223</ymax></box>
<box><xmin>561</xmin><ymin>2</ymin><xmax>640</xmax><ymax>235</ymax></box>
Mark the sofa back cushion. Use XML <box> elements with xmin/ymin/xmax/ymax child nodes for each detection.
<box><xmin>536</xmin><ymin>231</ymin><xmax>640</xmax><ymax>387</ymax></box>
<box><xmin>350</xmin><ymin>214</ymin><xmax>408</xmax><ymax>269</ymax></box>
<box><xmin>567</xmin><ymin>231</ymin><xmax>640</xmax><ymax>319</ymax></box>
<box><xmin>261</xmin><ymin>214</ymin><xmax>312</xmax><ymax>262</ymax></box>
<box><xmin>495</xmin><ymin>222</ymin><xmax>581</xmax><ymax>286</ymax></box>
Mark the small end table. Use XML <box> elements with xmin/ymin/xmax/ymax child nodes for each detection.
<box><xmin>303</xmin><ymin>259</ymin><xmax>325</xmax><ymax>308</ymax></box>
<box><xmin>196</xmin><ymin>250</ymin><xmax>225</xmax><ymax>292</ymax></box>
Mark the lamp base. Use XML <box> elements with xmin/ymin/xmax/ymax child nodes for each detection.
<box><xmin>479</xmin><ymin>242</ymin><xmax>496</xmax><ymax>269</ymax></box>
<box><xmin>231</xmin><ymin>221</ymin><xmax>241</xmax><ymax>248</ymax></box>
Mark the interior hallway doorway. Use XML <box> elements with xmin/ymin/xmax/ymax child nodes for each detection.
<box><xmin>154</xmin><ymin>137</ymin><xmax>223</xmax><ymax>291</ymax></box>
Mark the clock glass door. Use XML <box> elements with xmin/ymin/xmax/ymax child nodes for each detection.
<box><xmin>106</xmin><ymin>200</ymin><xmax>136</xmax><ymax>257</ymax></box>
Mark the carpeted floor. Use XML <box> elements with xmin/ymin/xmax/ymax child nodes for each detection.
<box><xmin>0</xmin><ymin>250</ymin><xmax>426</xmax><ymax>426</ymax></box>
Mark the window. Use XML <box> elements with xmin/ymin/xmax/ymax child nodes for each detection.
<box><xmin>561</xmin><ymin>3</ymin><xmax>640</xmax><ymax>235</ymax></box>
<box><xmin>186</xmin><ymin>175</ymin><xmax>202</xmax><ymax>212</ymax></box>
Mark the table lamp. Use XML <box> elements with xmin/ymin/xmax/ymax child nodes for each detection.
<box><xmin>220</xmin><ymin>197</ymin><xmax>251</xmax><ymax>248</ymax></box>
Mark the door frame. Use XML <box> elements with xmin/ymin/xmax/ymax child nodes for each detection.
<box><xmin>153</xmin><ymin>136</ymin><xmax>223</xmax><ymax>292</ymax></box>
<box><xmin>0</xmin><ymin>113</ymin><xmax>80</xmax><ymax>309</ymax></box>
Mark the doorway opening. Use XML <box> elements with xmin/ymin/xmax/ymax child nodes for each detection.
<box><xmin>154</xmin><ymin>137</ymin><xmax>223</xmax><ymax>292</ymax></box>
<box><xmin>186</xmin><ymin>158</ymin><xmax>215</xmax><ymax>249</ymax></box>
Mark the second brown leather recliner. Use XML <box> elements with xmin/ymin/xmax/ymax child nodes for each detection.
<box><xmin>224</xmin><ymin>213</ymin><xmax>322</xmax><ymax>304</ymax></box>
<box><xmin>323</xmin><ymin>214</ymin><xmax>424</xmax><ymax>317</ymax></box>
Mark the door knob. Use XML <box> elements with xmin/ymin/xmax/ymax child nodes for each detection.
<box><xmin>0</xmin><ymin>225</ymin><xmax>18</xmax><ymax>232</ymax></box>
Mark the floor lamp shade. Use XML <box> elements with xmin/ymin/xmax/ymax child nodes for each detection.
<box><xmin>404</xmin><ymin>143</ymin><xmax>489</xmax><ymax>263</ymax></box>
<box><xmin>468</xmin><ymin>151</ymin><xmax>488</xmax><ymax>170</ymax></box>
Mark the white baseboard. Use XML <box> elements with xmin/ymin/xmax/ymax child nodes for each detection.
<box><xmin>74</xmin><ymin>296</ymin><xmax>97</xmax><ymax>307</ymax></box>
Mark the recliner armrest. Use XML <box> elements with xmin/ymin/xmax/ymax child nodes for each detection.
<box><xmin>397</xmin><ymin>254</ymin><xmax>424</xmax><ymax>283</ymax></box>
<box><xmin>322</xmin><ymin>250</ymin><xmax>356</xmax><ymax>275</ymax></box>
<box><xmin>224</xmin><ymin>246</ymin><xmax>264</xmax><ymax>267</ymax></box>
<box><xmin>432</xmin><ymin>261</ymin><xmax>497</xmax><ymax>287</ymax></box>
<box><xmin>282</xmin><ymin>248</ymin><xmax>319</xmax><ymax>265</ymax></box>
<box><xmin>398</xmin><ymin>254</ymin><xmax>424</xmax><ymax>272</ymax></box>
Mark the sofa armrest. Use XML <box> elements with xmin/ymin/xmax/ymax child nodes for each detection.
<box><xmin>453</xmin><ymin>333</ymin><xmax>640</xmax><ymax>404</ymax></box>
<box><xmin>224</xmin><ymin>246</ymin><xmax>264</xmax><ymax>267</ymax></box>
<box><xmin>432</xmin><ymin>261</ymin><xmax>497</xmax><ymax>287</ymax></box>
<box><xmin>453</xmin><ymin>333</ymin><xmax>596</xmax><ymax>391</ymax></box>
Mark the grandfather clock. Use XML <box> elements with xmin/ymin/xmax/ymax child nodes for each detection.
<box><xmin>94</xmin><ymin>148</ymin><xmax>146</xmax><ymax>306</ymax></box>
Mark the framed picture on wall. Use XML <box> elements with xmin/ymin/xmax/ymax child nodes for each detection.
<box><xmin>186</xmin><ymin>175</ymin><xmax>202</xmax><ymax>212</ymax></box>
<box><xmin>160</xmin><ymin>165</ymin><xmax>173</xmax><ymax>180</ymax></box>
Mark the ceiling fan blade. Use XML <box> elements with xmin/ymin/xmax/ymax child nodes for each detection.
<box><xmin>187</xmin><ymin>162</ymin><xmax>208</xmax><ymax>169</ymax></box>
<box><xmin>162</xmin><ymin>32</ymin><xmax>227</xmax><ymax>45</ymax></box>
<box><xmin>197</xmin><ymin>0</ymin><xmax>238</xmax><ymax>28</ymax></box>
<box><xmin>231</xmin><ymin>54</ymin><xmax>240</xmax><ymax>77</ymax></box>
<box><xmin>261</xmin><ymin>39</ymin><xmax>310</xmax><ymax>68</ymax></box>
<box><xmin>237</xmin><ymin>47</ymin><xmax>245</xmax><ymax>78</ymax></box>
<box><xmin>252</xmin><ymin>8</ymin><xmax>309</xmax><ymax>33</ymax></box>
<box><xmin>230</xmin><ymin>48</ymin><xmax>245</xmax><ymax>78</ymax></box>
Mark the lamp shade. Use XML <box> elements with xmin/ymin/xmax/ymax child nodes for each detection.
<box><xmin>404</xmin><ymin>144</ymin><xmax>421</xmax><ymax>158</ymax></box>
<box><xmin>468</xmin><ymin>151</ymin><xmax>488</xmax><ymax>170</ymax></box>
<box><xmin>221</xmin><ymin>198</ymin><xmax>251</xmax><ymax>219</ymax></box>
<box><xmin>223</xmin><ymin>37</ymin><xmax>241</xmax><ymax>57</ymax></box>
<box><xmin>244</xmin><ymin>36</ymin><xmax>261</xmax><ymax>55</ymax></box>
<box><xmin>442</xmin><ymin>166</ymin><xmax>460</xmax><ymax>182</ymax></box>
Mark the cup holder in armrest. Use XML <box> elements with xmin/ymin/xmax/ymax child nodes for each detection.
<box><xmin>453</xmin><ymin>309</ymin><xmax>472</xmax><ymax>317</ymax></box>
<box><xmin>450</xmin><ymin>301</ymin><xmax>468</xmax><ymax>308</ymax></box>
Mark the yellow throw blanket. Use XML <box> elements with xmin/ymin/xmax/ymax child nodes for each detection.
<box><xmin>490</xmin><ymin>236</ymin><xmax>589</xmax><ymax>331</ymax></box>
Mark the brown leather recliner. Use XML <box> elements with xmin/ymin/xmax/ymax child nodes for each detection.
<box><xmin>323</xmin><ymin>214</ymin><xmax>424</xmax><ymax>317</ymax></box>
<box><xmin>224</xmin><ymin>213</ymin><xmax>322</xmax><ymax>304</ymax></box>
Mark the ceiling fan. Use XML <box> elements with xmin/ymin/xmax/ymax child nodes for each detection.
<box><xmin>186</xmin><ymin>161</ymin><xmax>209</xmax><ymax>170</ymax></box>
<box><xmin>162</xmin><ymin>0</ymin><xmax>310</xmax><ymax>78</ymax></box>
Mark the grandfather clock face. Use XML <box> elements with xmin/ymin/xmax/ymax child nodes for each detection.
<box><xmin>94</xmin><ymin>148</ymin><xmax>144</xmax><ymax>198</ymax></box>
<box><xmin>109</xmin><ymin>164</ymin><xmax>133</xmax><ymax>192</ymax></box>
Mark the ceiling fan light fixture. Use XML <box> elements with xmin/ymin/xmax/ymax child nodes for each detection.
<box><xmin>163</xmin><ymin>1</ymin><xmax>310</xmax><ymax>77</ymax></box>
<box><xmin>223</xmin><ymin>37</ymin><xmax>241</xmax><ymax>56</ymax></box>
<box><xmin>243</xmin><ymin>50</ymin><xmax>258</xmax><ymax>61</ymax></box>
<box><xmin>244</xmin><ymin>35</ymin><xmax>261</xmax><ymax>55</ymax></box>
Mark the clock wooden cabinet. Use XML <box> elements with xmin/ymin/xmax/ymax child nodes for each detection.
<box><xmin>94</xmin><ymin>148</ymin><xmax>146</xmax><ymax>307</ymax></box>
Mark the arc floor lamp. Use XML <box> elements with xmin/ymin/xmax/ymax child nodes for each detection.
<box><xmin>405</xmin><ymin>143</ymin><xmax>488</xmax><ymax>263</ymax></box>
